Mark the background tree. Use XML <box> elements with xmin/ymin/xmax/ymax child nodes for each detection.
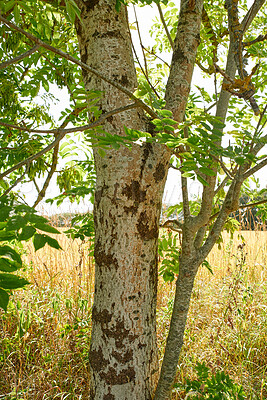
<box><xmin>0</xmin><ymin>0</ymin><xmax>266</xmax><ymax>399</ymax></box>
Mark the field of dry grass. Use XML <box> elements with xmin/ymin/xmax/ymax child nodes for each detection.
<box><xmin>0</xmin><ymin>230</ymin><xmax>266</xmax><ymax>399</ymax></box>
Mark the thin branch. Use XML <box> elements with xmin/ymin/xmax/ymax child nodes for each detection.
<box><xmin>0</xmin><ymin>103</ymin><xmax>138</xmax><ymax>135</ymax></box>
<box><xmin>209</xmin><ymin>196</ymin><xmax>267</xmax><ymax>223</ymax></box>
<box><xmin>211</xmin><ymin>154</ymin><xmax>234</xmax><ymax>179</ymax></box>
<box><xmin>214</xmin><ymin>176</ymin><xmax>230</xmax><ymax>196</ymax></box>
<box><xmin>196</xmin><ymin>59</ymin><xmax>214</xmax><ymax>74</ymax></box>
<box><xmin>32</xmin><ymin>100</ymin><xmax>83</xmax><ymax>207</ymax></box>
<box><xmin>243</xmin><ymin>32</ymin><xmax>267</xmax><ymax>47</ymax></box>
<box><xmin>129</xmin><ymin>20</ymin><xmax>160</xmax><ymax>100</ymax></box>
<box><xmin>224</xmin><ymin>0</ymin><xmax>260</xmax><ymax>115</ymax></box>
<box><xmin>181</xmin><ymin>127</ymin><xmax>190</xmax><ymax>219</ymax></box>
<box><xmin>156</xmin><ymin>3</ymin><xmax>174</xmax><ymax>50</ymax></box>
<box><xmin>133</xmin><ymin>6</ymin><xmax>149</xmax><ymax>77</ymax></box>
<box><xmin>194</xmin><ymin>226</ymin><xmax>207</xmax><ymax>249</ymax></box>
<box><xmin>0</xmin><ymin>103</ymin><xmax>138</xmax><ymax>181</ymax></box>
<box><xmin>0</xmin><ymin>163</ymin><xmax>30</xmax><ymax>197</ymax></box>
<box><xmin>142</xmin><ymin>46</ymin><xmax>170</xmax><ymax>68</ymax></box>
<box><xmin>249</xmin><ymin>104</ymin><xmax>267</xmax><ymax>154</ymax></box>
<box><xmin>239</xmin><ymin>198</ymin><xmax>267</xmax><ymax>210</ymax></box>
<box><xmin>0</xmin><ymin>13</ymin><xmax>158</xmax><ymax>119</ymax></box>
<box><xmin>160</xmin><ymin>219</ymin><xmax>183</xmax><ymax>231</ymax></box>
<box><xmin>0</xmin><ymin>44</ymin><xmax>40</xmax><ymax>70</ymax></box>
<box><xmin>33</xmin><ymin>177</ymin><xmax>40</xmax><ymax>193</ymax></box>
<box><xmin>241</xmin><ymin>0</ymin><xmax>266</xmax><ymax>31</ymax></box>
<box><xmin>243</xmin><ymin>156</ymin><xmax>267</xmax><ymax>180</ymax></box>
<box><xmin>33</xmin><ymin>143</ymin><xmax>59</xmax><ymax>207</ymax></box>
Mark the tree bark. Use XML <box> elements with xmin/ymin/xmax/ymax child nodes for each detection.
<box><xmin>75</xmin><ymin>1</ymin><xmax>170</xmax><ymax>398</ymax></box>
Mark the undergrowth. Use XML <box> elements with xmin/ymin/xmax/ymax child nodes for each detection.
<box><xmin>0</xmin><ymin>231</ymin><xmax>266</xmax><ymax>399</ymax></box>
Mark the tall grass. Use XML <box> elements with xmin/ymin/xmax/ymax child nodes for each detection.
<box><xmin>0</xmin><ymin>230</ymin><xmax>266</xmax><ymax>399</ymax></box>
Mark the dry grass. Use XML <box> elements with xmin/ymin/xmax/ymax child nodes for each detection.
<box><xmin>0</xmin><ymin>230</ymin><xmax>266</xmax><ymax>399</ymax></box>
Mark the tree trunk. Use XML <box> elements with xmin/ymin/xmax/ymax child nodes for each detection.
<box><xmin>75</xmin><ymin>1</ymin><xmax>170</xmax><ymax>398</ymax></box>
<box><xmin>154</xmin><ymin>247</ymin><xmax>200</xmax><ymax>400</ymax></box>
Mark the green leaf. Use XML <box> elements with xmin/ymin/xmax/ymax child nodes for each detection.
<box><xmin>158</xmin><ymin>109</ymin><xmax>173</xmax><ymax>118</ymax></box>
<box><xmin>0</xmin><ymin>231</ymin><xmax>16</xmax><ymax>241</ymax></box>
<box><xmin>33</xmin><ymin>233</ymin><xmax>48</xmax><ymax>251</ymax></box>
<box><xmin>42</xmin><ymin>79</ymin><xmax>49</xmax><ymax>92</ymax></box>
<box><xmin>0</xmin><ymin>206</ymin><xmax>12</xmax><ymax>222</ymax></box>
<box><xmin>15</xmin><ymin>204</ymin><xmax>36</xmax><ymax>213</ymax></box>
<box><xmin>26</xmin><ymin>213</ymin><xmax>48</xmax><ymax>224</ymax></box>
<box><xmin>202</xmin><ymin>260</ymin><xmax>213</xmax><ymax>274</ymax></box>
<box><xmin>34</xmin><ymin>223</ymin><xmax>61</xmax><ymax>234</ymax></box>
<box><xmin>0</xmin><ymin>257</ymin><xmax>20</xmax><ymax>272</ymax></box>
<box><xmin>162</xmin><ymin>271</ymin><xmax>175</xmax><ymax>282</ymax></box>
<box><xmin>0</xmin><ymin>288</ymin><xmax>9</xmax><ymax>311</ymax></box>
<box><xmin>46</xmin><ymin>236</ymin><xmax>62</xmax><ymax>250</ymax></box>
<box><xmin>19</xmin><ymin>225</ymin><xmax>36</xmax><ymax>241</ymax></box>
<box><xmin>196</xmin><ymin>174</ymin><xmax>209</xmax><ymax>186</ymax></box>
<box><xmin>6</xmin><ymin>215</ymin><xmax>27</xmax><ymax>231</ymax></box>
<box><xmin>201</xmin><ymin>122</ymin><xmax>212</xmax><ymax>131</ymax></box>
<box><xmin>0</xmin><ymin>222</ymin><xmax>7</xmax><ymax>230</ymax></box>
<box><xmin>0</xmin><ymin>273</ymin><xmax>29</xmax><ymax>289</ymax></box>
<box><xmin>199</xmin><ymin>166</ymin><xmax>216</xmax><ymax>176</ymax></box>
<box><xmin>98</xmin><ymin>148</ymin><xmax>106</xmax><ymax>157</ymax></box>
<box><xmin>0</xmin><ymin>245</ymin><xmax>22</xmax><ymax>264</ymax></box>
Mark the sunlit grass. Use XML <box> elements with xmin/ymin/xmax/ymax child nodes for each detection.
<box><xmin>0</xmin><ymin>230</ymin><xmax>266</xmax><ymax>399</ymax></box>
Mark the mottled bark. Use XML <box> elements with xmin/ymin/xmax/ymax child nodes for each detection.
<box><xmin>154</xmin><ymin>1</ymin><xmax>266</xmax><ymax>399</ymax></box>
<box><xmin>165</xmin><ymin>0</ymin><xmax>203</xmax><ymax>121</ymax></box>
<box><xmin>75</xmin><ymin>1</ymin><xmax>170</xmax><ymax>398</ymax></box>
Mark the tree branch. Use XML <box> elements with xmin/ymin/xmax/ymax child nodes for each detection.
<box><xmin>0</xmin><ymin>103</ymin><xmax>138</xmax><ymax>180</ymax></box>
<box><xmin>156</xmin><ymin>3</ymin><xmax>174</xmax><ymax>50</ymax></box>
<box><xmin>129</xmin><ymin>12</ymin><xmax>160</xmax><ymax>100</ymax></box>
<box><xmin>142</xmin><ymin>45</ymin><xmax>170</xmax><ymax>68</ymax></box>
<box><xmin>0</xmin><ymin>103</ymin><xmax>138</xmax><ymax>135</ymax></box>
<box><xmin>243</xmin><ymin>156</ymin><xmax>267</xmax><ymax>180</ymax></box>
<box><xmin>0</xmin><ymin>44</ymin><xmax>40</xmax><ymax>70</ymax></box>
<box><xmin>160</xmin><ymin>219</ymin><xmax>183</xmax><ymax>231</ymax></box>
<box><xmin>0</xmin><ymin>163</ymin><xmax>30</xmax><ymax>198</ymax></box>
<box><xmin>33</xmin><ymin>143</ymin><xmax>59</xmax><ymax>207</ymax></box>
<box><xmin>164</xmin><ymin>0</ymin><xmax>204</xmax><ymax>122</ymax></box>
<box><xmin>243</xmin><ymin>32</ymin><xmax>267</xmax><ymax>47</ymax></box>
<box><xmin>0</xmin><ymin>13</ymin><xmax>158</xmax><ymax>119</ymax></box>
<box><xmin>214</xmin><ymin>176</ymin><xmax>230</xmax><ymax>196</ymax></box>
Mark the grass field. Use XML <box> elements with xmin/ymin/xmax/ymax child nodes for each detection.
<box><xmin>0</xmin><ymin>230</ymin><xmax>266</xmax><ymax>399</ymax></box>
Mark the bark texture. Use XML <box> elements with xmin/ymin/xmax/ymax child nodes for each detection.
<box><xmin>75</xmin><ymin>1</ymin><xmax>170</xmax><ymax>398</ymax></box>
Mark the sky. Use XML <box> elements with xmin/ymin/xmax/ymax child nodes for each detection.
<box><xmin>20</xmin><ymin>1</ymin><xmax>266</xmax><ymax>214</ymax></box>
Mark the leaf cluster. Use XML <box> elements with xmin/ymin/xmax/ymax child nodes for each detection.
<box><xmin>175</xmin><ymin>362</ymin><xmax>246</xmax><ymax>399</ymax></box>
<box><xmin>0</xmin><ymin>195</ymin><xmax>62</xmax><ymax>311</ymax></box>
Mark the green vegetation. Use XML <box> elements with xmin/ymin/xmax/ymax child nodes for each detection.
<box><xmin>0</xmin><ymin>230</ymin><xmax>266</xmax><ymax>399</ymax></box>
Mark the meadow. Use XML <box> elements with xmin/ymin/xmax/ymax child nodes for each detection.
<box><xmin>0</xmin><ymin>229</ymin><xmax>266</xmax><ymax>399</ymax></box>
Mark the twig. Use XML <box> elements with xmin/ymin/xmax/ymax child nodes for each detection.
<box><xmin>243</xmin><ymin>156</ymin><xmax>267</xmax><ymax>180</ymax></box>
<box><xmin>243</xmin><ymin>33</ymin><xmax>267</xmax><ymax>47</ymax></box>
<box><xmin>142</xmin><ymin>46</ymin><xmax>170</xmax><ymax>68</ymax></box>
<box><xmin>0</xmin><ymin>44</ymin><xmax>40</xmax><ymax>69</ymax></box>
<box><xmin>33</xmin><ymin>143</ymin><xmax>59</xmax><ymax>208</ymax></box>
<box><xmin>161</xmin><ymin>219</ymin><xmax>183</xmax><ymax>231</ymax></box>
<box><xmin>0</xmin><ymin>103</ymin><xmax>138</xmax><ymax>180</ymax></box>
<box><xmin>156</xmin><ymin>3</ymin><xmax>174</xmax><ymax>50</ymax></box>
<box><xmin>129</xmin><ymin>19</ymin><xmax>160</xmax><ymax>99</ymax></box>
<box><xmin>0</xmin><ymin>103</ymin><xmax>138</xmax><ymax>135</ymax></box>
<box><xmin>214</xmin><ymin>176</ymin><xmax>230</xmax><ymax>196</ymax></box>
<box><xmin>0</xmin><ymin>163</ymin><xmax>30</xmax><ymax>197</ymax></box>
<box><xmin>209</xmin><ymin>196</ymin><xmax>267</xmax><ymax>222</ymax></box>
